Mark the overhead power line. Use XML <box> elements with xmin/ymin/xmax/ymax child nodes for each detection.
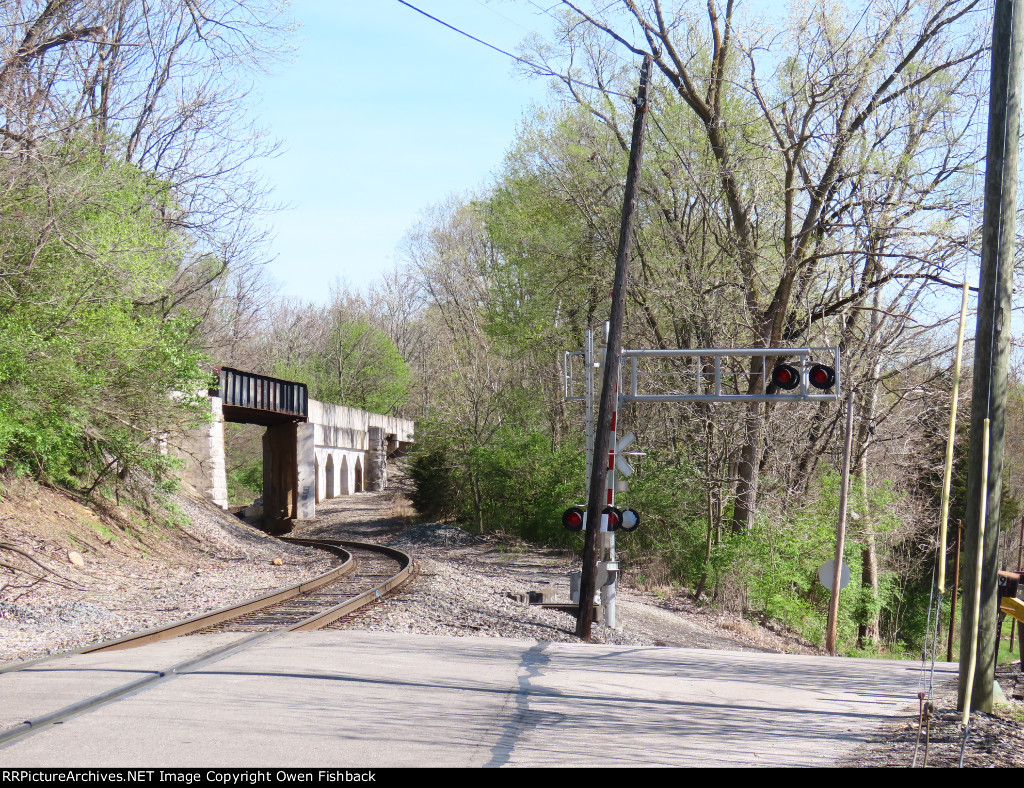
<box><xmin>395</xmin><ymin>0</ymin><xmax>632</xmax><ymax>99</ymax></box>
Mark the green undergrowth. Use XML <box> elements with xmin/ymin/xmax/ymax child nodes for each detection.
<box><xmin>407</xmin><ymin>429</ymin><xmax>965</xmax><ymax>659</ymax></box>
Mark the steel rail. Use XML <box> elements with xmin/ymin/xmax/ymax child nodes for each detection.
<box><xmin>0</xmin><ymin>631</ymin><xmax>277</xmax><ymax>747</ymax></box>
<box><xmin>0</xmin><ymin>539</ymin><xmax>416</xmax><ymax>748</ymax></box>
<box><xmin>83</xmin><ymin>541</ymin><xmax>356</xmax><ymax>652</ymax></box>
<box><xmin>0</xmin><ymin>539</ymin><xmax>412</xmax><ymax>673</ymax></box>
<box><xmin>286</xmin><ymin>539</ymin><xmax>415</xmax><ymax>630</ymax></box>
<box><xmin>0</xmin><ymin>541</ymin><xmax>353</xmax><ymax>675</ymax></box>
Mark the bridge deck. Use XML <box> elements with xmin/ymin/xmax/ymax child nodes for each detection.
<box><xmin>215</xmin><ymin>367</ymin><xmax>308</xmax><ymax>426</ymax></box>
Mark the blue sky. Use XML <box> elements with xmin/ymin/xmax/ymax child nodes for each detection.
<box><xmin>254</xmin><ymin>1</ymin><xmax>559</xmax><ymax>302</ymax></box>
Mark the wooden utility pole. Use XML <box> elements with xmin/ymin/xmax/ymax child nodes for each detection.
<box><xmin>1012</xmin><ymin>516</ymin><xmax>1024</xmax><ymax>651</ymax></box>
<box><xmin>958</xmin><ymin>0</ymin><xmax>1024</xmax><ymax>713</ymax></box>
<box><xmin>577</xmin><ymin>54</ymin><xmax>652</xmax><ymax>641</ymax></box>
<box><xmin>948</xmin><ymin>520</ymin><xmax>962</xmax><ymax>663</ymax></box>
<box><xmin>826</xmin><ymin>387</ymin><xmax>856</xmax><ymax>654</ymax></box>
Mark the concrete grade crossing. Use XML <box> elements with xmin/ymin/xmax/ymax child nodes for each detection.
<box><xmin>0</xmin><ymin>632</ymin><xmax>955</xmax><ymax>768</ymax></box>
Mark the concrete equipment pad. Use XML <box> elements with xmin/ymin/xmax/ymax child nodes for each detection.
<box><xmin>0</xmin><ymin>631</ymin><xmax>956</xmax><ymax>767</ymax></box>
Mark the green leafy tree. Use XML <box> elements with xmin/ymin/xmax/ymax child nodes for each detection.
<box><xmin>0</xmin><ymin>146</ymin><xmax>210</xmax><ymax>490</ymax></box>
<box><xmin>313</xmin><ymin>319</ymin><xmax>411</xmax><ymax>414</ymax></box>
<box><xmin>270</xmin><ymin>317</ymin><xmax>410</xmax><ymax>415</ymax></box>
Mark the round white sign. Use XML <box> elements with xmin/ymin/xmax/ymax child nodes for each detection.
<box><xmin>818</xmin><ymin>559</ymin><xmax>852</xmax><ymax>592</ymax></box>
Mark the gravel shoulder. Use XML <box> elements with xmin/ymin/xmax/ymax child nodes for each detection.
<box><xmin>0</xmin><ymin>479</ymin><xmax>332</xmax><ymax>664</ymax></box>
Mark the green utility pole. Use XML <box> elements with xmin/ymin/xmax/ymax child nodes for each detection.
<box><xmin>577</xmin><ymin>54</ymin><xmax>652</xmax><ymax>641</ymax></box>
<box><xmin>958</xmin><ymin>0</ymin><xmax>1024</xmax><ymax>713</ymax></box>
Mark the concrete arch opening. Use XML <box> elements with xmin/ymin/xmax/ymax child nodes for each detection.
<box><xmin>354</xmin><ymin>458</ymin><xmax>363</xmax><ymax>493</ymax></box>
<box><xmin>325</xmin><ymin>454</ymin><xmax>335</xmax><ymax>499</ymax></box>
<box><xmin>314</xmin><ymin>457</ymin><xmax>320</xmax><ymax>503</ymax></box>
<box><xmin>340</xmin><ymin>455</ymin><xmax>351</xmax><ymax>496</ymax></box>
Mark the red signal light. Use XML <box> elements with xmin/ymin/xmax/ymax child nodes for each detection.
<box><xmin>602</xmin><ymin>506</ymin><xmax>622</xmax><ymax>531</ymax></box>
<box><xmin>809</xmin><ymin>364</ymin><xmax>835</xmax><ymax>390</ymax></box>
<box><xmin>771</xmin><ymin>363</ymin><xmax>800</xmax><ymax>391</ymax></box>
<box><xmin>562</xmin><ymin>506</ymin><xmax>585</xmax><ymax>532</ymax></box>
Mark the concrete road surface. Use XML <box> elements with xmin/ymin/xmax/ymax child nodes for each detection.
<box><xmin>0</xmin><ymin>631</ymin><xmax>955</xmax><ymax>767</ymax></box>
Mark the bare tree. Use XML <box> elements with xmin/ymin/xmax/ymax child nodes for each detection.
<box><xmin>521</xmin><ymin>0</ymin><xmax>989</xmax><ymax>530</ymax></box>
<box><xmin>0</xmin><ymin>0</ymin><xmax>289</xmax><ymax>322</ymax></box>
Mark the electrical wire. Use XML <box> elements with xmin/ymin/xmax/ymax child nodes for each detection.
<box><xmin>398</xmin><ymin>0</ymin><xmax>799</xmax><ymax>171</ymax></box>
<box><xmin>475</xmin><ymin>0</ymin><xmax>531</xmax><ymax>31</ymax></box>
<box><xmin>395</xmin><ymin>0</ymin><xmax>632</xmax><ymax>99</ymax></box>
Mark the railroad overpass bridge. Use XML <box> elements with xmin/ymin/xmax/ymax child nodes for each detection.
<box><xmin>179</xmin><ymin>367</ymin><xmax>414</xmax><ymax>531</ymax></box>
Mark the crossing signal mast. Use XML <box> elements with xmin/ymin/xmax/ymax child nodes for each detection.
<box><xmin>569</xmin><ymin>345</ymin><xmax>841</xmax><ymax>404</ymax></box>
<box><xmin>562</xmin><ymin>333</ymin><xmax>842</xmax><ymax>632</ymax></box>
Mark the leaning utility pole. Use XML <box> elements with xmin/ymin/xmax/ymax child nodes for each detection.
<box><xmin>958</xmin><ymin>0</ymin><xmax>1024</xmax><ymax>713</ymax></box>
<box><xmin>576</xmin><ymin>54</ymin><xmax>652</xmax><ymax>641</ymax></box>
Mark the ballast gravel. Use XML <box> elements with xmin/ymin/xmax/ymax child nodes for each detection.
<box><xmin>334</xmin><ymin>553</ymin><xmax>647</xmax><ymax>646</ymax></box>
<box><xmin>0</xmin><ymin>484</ymin><xmax>825</xmax><ymax>660</ymax></box>
<box><xmin>310</xmin><ymin>500</ymin><xmax>807</xmax><ymax>652</ymax></box>
<box><xmin>0</xmin><ymin>491</ymin><xmax>333</xmax><ymax>664</ymax></box>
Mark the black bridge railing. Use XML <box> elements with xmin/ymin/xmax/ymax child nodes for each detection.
<box><xmin>215</xmin><ymin>367</ymin><xmax>308</xmax><ymax>422</ymax></box>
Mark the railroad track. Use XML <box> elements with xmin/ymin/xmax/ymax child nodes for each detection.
<box><xmin>0</xmin><ymin>538</ymin><xmax>415</xmax><ymax>746</ymax></box>
<box><xmin>188</xmin><ymin>539</ymin><xmax>413</xmax><ymax>634</ymax></box>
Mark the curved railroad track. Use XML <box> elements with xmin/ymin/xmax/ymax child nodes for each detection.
<box><xmin>0</xmin><ymin>538</ymin><xmax>415</xmax><ymax>746</ymax></box>
<box><xmin>187</xmin><ymin>539</ymin><xmax>413</xmax><ymax>634</ymax></box>
<box><xmin>2</xmin><ymin>537</ymin><xmax>414</xmax><ymax>666</ymax></box>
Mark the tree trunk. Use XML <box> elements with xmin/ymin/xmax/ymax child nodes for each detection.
<box><xmin>732</xmin><ymin>396</ymin><xmax>765</xmax><ymax>532</ymax></box>
<box><xmin>855</xmin><ymin>286</ymin><xmax>884</xmax><ymax>649</ymax></box>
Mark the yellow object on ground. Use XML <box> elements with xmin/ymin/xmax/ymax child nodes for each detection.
<box><xmin>999</xmin><ymin>595</ymin><xmax>1024</xmax><ymax>623</ymax></box>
